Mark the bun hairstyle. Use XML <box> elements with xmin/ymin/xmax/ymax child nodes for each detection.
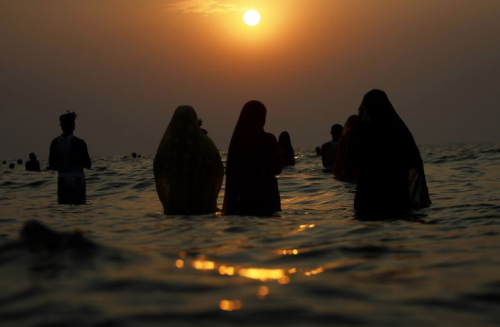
<box><xmin>59</xmin><ymin>111</ymin><xmax>77</xmax><ymax>124</ymax></box>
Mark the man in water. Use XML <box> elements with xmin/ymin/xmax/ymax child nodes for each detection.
<box><xmin>25</xmin><ymin>153</ymin><xmax>41</xmax><ymax>171</ymax></box>
<box><xmin>49</xmin><ymin>111</ymin><xmax>91</xmax><ymax>204</ymax></box>
<box><xmin>321</xmin><ymin>124</ymin><xmax>343</xmax><ymax>170</ymax></box>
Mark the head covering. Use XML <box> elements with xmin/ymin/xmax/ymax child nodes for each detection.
<box><xmin>333</xmin><ymin>115</ymin><xmax>359</xmax><ymax>178</ymax></box>
<box><xmin>154</xmin><ymin>105</ymin><xmax>223</xmax><ymax>214</ymax></box>
<box><xmin>355</xmin><ymin>90</ymin><xmax>431</xmax><ymax>214</ymax></box>
<box><xmin>228</xmin><ymin>100</ymin><xmax>266</xmax><ymax>154</ymax></box>
<box><xmin>223</xmin><ymin>100</ymin><xmax>282</xmax><ymax>215</ymax></box>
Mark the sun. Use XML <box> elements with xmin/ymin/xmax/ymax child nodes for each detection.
<box><xmin>244</xmin><ymin>10</ymin><xmax>261</xmax><ymax>26</ymax></box>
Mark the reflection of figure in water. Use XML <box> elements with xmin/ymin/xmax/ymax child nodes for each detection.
<box><xmin>154</xmin><ymin>106</ymin><xmax>223</xmax><ymax>215</ymax></box>
<box><xmin>321</xmin><ymin>124</ymin><xmax>343</xmax><ymax>169</ymax></box>
<box><xmin>223</xmin><ymin>100</ymin><xmax>284</xmax><ymax>216</ymax></box>
<box><xmin>354</xmin><ymin>90</ymin><xmax>431</xmax><ymax>215</ymax></box>
<box><xmin>49</xmin><ymin>111</ymin><xmax>92</xmax><ymax>205</ymax></box>
<box><xmin>333</xmin><ymin>115</ymin><xmax>360</xmax><ymax>180</ymax></box>
<box><xmin>315</xmin><ymin>146</ymin><xmax>322</xmax><ymax>156</ymax></box>
<box><xmin>278</xmin><ymin>131</ymin><xmax>295</xmax><ymax>166</ymax></box>
<box><xmin>25</xmin><ymin>153</ymin><xmax>41</xmax><ymax>171</ymax></box>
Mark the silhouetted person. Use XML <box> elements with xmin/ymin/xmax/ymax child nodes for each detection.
<box><xmin>333</xmin><ymin>115</ymin><xmax>360</xmax><ymax>180</ymax></box>
<box><xmin>315</xmin><ymin>146</ymin><xmax>322</xmax><ymax>156</ymax></box>
<box><xmin>132</xmin><ymin>152</ymin><xmax>137</xmax><ymax>158</ymax></box>
<box><xmin>49</xmin><ymin>111</ymin><xmax>91</xmax><ymax>205</ymax></box>
<box><xmin>2</xmin><ymin>160</ymin><xmax>6</xmax><ymax>165</ymax></box>
<box><xmin>25</xmin><ymin>153</ymin><xmax>41</xmax><ymax>172</ymax></box>
<box><xmin>321</xmin><ymin>124</ymin><xmax>343</xmax><ymax>169</ymax></box>
<box><xmin>154</xmin><ymin>106</ymin><xmax>223</xmax><ymax>215</ymax></box>
<box><xmin>9</xmin><ymin>163</ymin><xmax>15</xmax><ymax>169</ymax></box>
<box><xmin>17</xmin><ymin>159</ymin><xmax>23</xmax><ymax>165</ymax></box>
<box><xmin>223</xmin><ymin>100</ymin><xmax>284</xmax><ymax>216</ymax></box>
<box><xmin>354</xmin><ymin>90</ymin><xmax>431</xmax><ymax>216</ymax></box>
<box><xmin>278</xmin><ymin>131</ymin><xmax>296</xmax><ymax>166</ymax></box>
<box><xmin>198</xmin><ymin>119</ymin><xmax>208</xmax><ymax>134</ymax></box>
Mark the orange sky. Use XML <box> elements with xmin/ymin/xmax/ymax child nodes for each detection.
<box><xmin>1</xmin><ymin>0</ymin><xmax>499</xmax><ymax>158</ymax></box>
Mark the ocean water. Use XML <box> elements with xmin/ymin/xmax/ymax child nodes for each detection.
<box><xmin>1</xmin><ymin>143</ymin><xmax>500</xmax><ymax>326</ymax></box>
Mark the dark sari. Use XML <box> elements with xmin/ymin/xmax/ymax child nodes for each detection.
<box><xmin>354</xmin><ymin>90</ymin><xmax>431</xmax><ymax>215</ymax></box>
<box><xmin>223</xmin><ymin>101</ymin><xmax>283</xmax><ymax>216</ymax></box>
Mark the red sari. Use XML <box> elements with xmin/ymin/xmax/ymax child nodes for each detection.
<box><xmin>223</xmin><ymin>101</ymin><xmax>283</xmax><ymax>216</ymax></box>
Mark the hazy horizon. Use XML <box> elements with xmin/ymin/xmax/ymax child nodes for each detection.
<box><xmin>1</xmin><ymin>0</ymin><xmax>500</xmax><ymax>159</ymax></box>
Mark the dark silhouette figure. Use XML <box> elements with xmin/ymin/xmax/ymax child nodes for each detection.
<box><xmin>17</xmin><ymin>159</ymin><xmax>23</xmax><ymax>165</ymax></box>
<box><xmin>2</xmin><ymin>160</ymin><xmax>6</xmax><ymax>165</ymax></box>
<box><xmin>321</xmin><ymin>124</ymin><xmax>343</xmax><ymax>169</ymax></box>
<box><xmin>9</xmin><ymin>163</ymin><xmax>15</xmax><ymax>169</ymax></box>
<box><xmin>315</xmin><ymin>146</ymin><xmax>322</xmax><ymax>156</ymax></box>
<box><xmin>154</xmin><ymin>106</ymin><xmax>223</xmax><ymax>215</ymax></box>
<box><xmin>25</xmin><ymin>153</ymin><xmax>41</xmax><ymax>172</ymax></box>
<box><xmin>278</xmin><ymin>131</ymin><xmax>296</xmax><ymax>166</ymax></box>
<box><xmin>223</xmin><ymin>100</ymin><xmax>284</xmax><ymax>216</ymax></box>
<box><xmin>198</xmin><ymin>119</ymin><xmax>208</xmax><ymax>134</ymax></box>
<box><xmin>333</xmin><ymin>115</ymin><xmax>360</xmax><ymax>180</ymax></box>
<box><xmin>49</xmin><ymin>111</ymin><xmax>91</xmax><ymax>205</ymax></box>
<box><xmin>132</xmin><ymin>152</ymin><xmax>137</xmax><ymax>158</ymax></box>
<box><xmin>354</xmin><ymin>90</ymin><xmax>431</xmax><ymax>216</ymax></box>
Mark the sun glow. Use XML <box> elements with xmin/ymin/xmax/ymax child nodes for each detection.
<box><xmin>244</xmin><ymin>10</ymin><xmax>260</xmax><ymax>26</ymax></box>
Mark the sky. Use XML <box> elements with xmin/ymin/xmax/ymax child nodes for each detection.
<box><xmin>1</xmin><ymin>0</ymin><xmax>500</xmax><ymax>159</ymax></box>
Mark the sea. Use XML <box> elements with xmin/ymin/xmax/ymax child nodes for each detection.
<box><xmin>1</xmin><ymin>143</ymin><xmax>500</xmax><ymax>327</ymax></box>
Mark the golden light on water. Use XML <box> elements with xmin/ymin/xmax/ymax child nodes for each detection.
<box><xmin>239</xmin><ymin>268</ymin><xmax>286</xmax><ymax>282</ymax></box>
<box><xmin>304</xmin><ymin>267</ymin><xmax>325</xmax><ymax>276</ymax></box>
<box><xmin>244</xmin><ymin>10</ymin><xmax>261</xmax><ymax>26</ymax></box>
<box><xmin>192</xmin><ymin>259</ymin><xmax>216</xmax><ymax>270</ymax></box>
<box><xmin>258</xmin><ymin>286</ymin><xmax>270</xmax><ymax>299</ymax></box>
<box><xmin>180</xmin><ymin>256</ymin><xmax>362</xmax><ymax>286</ymax></box>
<box><xmin>279</xmin><ymin>249</ymin><xmax>299</xmax><ymax>255</ymax></box>
<box><xmin>220</xmin><ymin>300</ymin><xmax>243</xmax><ymax>311</ymax></box>
<box><xmin>219</xmin><ymin>265</ymin><xmax>236</xmax><ymax>276</ymax></box>
<box><xmin>299</xmin><ymin>224</ymin><xmax>316</xmax><ymax>231</ymax></box>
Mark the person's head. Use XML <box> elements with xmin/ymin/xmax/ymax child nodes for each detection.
<box><xmin>358</xmin><ymin>89</ymin><xmax>397</xmax><ymax>123</ymax></box>
<box><xmin>17</xmin><ymin>159</ymin><xmax>23</xmax><ymax>165</ymax></box>
<box><xmin>238</xmin><ymin>100</ymin><xmax>267</xmax><ymax>131</ymax></box>
<box><xmin>315</xmin><ymin>146</ymin><xmax>322</xmax><ymax>155</ymax></box>
<box><xmin>59</xmin><ymin>111</ymin><xmax>77</xmax><ymax>135</ymax></box>
<box><xmin>278</xmin><ymin>131</ymin><xmax>291</xmax><ymax>145</ymax></box>
<box><xmin>9</xmin><ymin>163</ymin><xmax>15</xmax><ymax>169</ymax></box>
<box><xmin>2</xmin><ymin>160</ymin><xmax>6</xmax><ymax>165</ymax></box>
<box><xmin>29</xmin><ymin>153</ymin><xmax>37</xmax><ymax>161</ymax></box>
<box><xmin>132</xmin><ymin>152</ymin><xmax>137</xmax><ymax>158</ymax></box>
<box><xmin>330</xmin><ymin>124</ymin><xmax>343</xmax><ymax>142</ymax></box>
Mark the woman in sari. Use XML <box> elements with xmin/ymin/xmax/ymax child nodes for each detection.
<box><xmin>333</xmin><ymin>115</ymin><xmax>360</xmax><ymax>181</ymax></box>
<box><xmin>354</xmin><ymin>90</ymin><xmax>431</xmax><ymax>216</ymax></box>
<box><xmin>223</xmin><ymin>100</ymin><xmax>283</xmax><ymax>216</ymax></box>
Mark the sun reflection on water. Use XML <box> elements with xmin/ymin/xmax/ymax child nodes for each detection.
<box><xmin>220</xmin><ymin>300</ymin><xmax>243</xmax><ymax>311</ymax></box>
<box><xmin>184</xmin><ymin>257</ymin><xmax>361</xmax><ymax>285</ymax></box>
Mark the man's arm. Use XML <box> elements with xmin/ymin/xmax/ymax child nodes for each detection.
<box><xmin>73</xmin><ymin>138</ymin><xmax>92</xmax><ymax>169</ymax></box>
<box><xmin>48</xmin><ymin>139</ymin><xmax>59</xmax><ymax>171</ymax></box>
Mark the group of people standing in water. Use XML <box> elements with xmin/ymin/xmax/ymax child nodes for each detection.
<box><xmin>153</xmin><ymin>89</ymin><xmax>431</xmax><ymax>217</ymax></box>
<box><xmin>44</xmin><ymin>89</ymin><xmax>431</xmax><ymax>217</ymax></box>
